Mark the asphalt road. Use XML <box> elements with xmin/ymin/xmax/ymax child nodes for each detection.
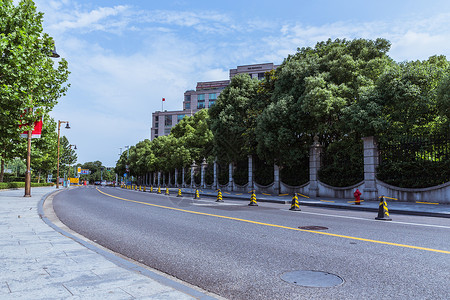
<box><xmin>53</xmin><ymin>186</ymin><xmax>450</xmax><ymax>300</ymax></box>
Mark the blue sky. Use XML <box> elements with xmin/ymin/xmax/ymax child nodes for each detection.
<box><xmin>33</xmin><ymin>0</ymin><xmax>450</xmax><ymax>167</ymax></box>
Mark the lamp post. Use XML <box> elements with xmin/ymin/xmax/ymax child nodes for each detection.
<box><xmin>23</xmin><ymin>47</ymin><xmax>60</xmax><ymax>197</ymax></box>
<box><xmin>124</xmin><ymin>146</ymin><xmax>130</xmax><ymax>184</ymax></box>
<box><xmin>56</xmin><ymin>120</ymin><xmax>70</xmax><ymax>189</ymax></box>
<box><xmin>24</xmin><ymin>119</ymin><xmax>33</xmax><ymax>197</ymax></box>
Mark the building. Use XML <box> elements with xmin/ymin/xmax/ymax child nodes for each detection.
<box><xmin>150</xmin><ymin>63</ymin><xmax>278</xmax><ymax>140</ymax></box>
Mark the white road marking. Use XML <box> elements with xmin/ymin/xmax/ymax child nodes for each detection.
<box><xmin>286</xmin><ymin>210</ymin><xmax>450</xmax><ymax>229</ymax></box>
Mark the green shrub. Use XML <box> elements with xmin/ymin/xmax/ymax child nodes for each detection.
<box><xmin>0</xmin><ymin>182</ymin><xmax>54</xmax><ymax>189</ymax></box>
<box><xmin>319</xmin><ymin>137</ymin><xmax>364</xmax><ymax>187</ymax></box>
<box><xmin>377</xmin><ymin>160</ymin><xmax>450</xmax><ymax>188</ymax></box>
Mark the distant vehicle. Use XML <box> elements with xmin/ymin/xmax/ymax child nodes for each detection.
<box><xmin>94</xmin><ymin>181</ymin><xmax>101</xmax><ymax>185</ymax></box>
<box><xmin>101</xmin><ymin>180</ymin><xmax>107</xmax><ymax>186</ymax></box>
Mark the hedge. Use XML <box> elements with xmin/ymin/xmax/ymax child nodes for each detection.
<box><xmin>0</xmin><ymin>182</ymin><xmax>54</xmax><ymax>189</ymax></box>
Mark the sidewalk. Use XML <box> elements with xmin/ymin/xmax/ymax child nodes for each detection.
<box><xmin>166</xmin><ymin>187</ymin><xmax>450</xmax><ymax>218</ymax></box>
<box><xmin>0</xmin><ymin>187</ymin><xmax>218</xmax><ymax>300</ymax></box>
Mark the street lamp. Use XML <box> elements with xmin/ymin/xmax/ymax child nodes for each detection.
<box><xmin>124</xmin><ymin>145</ymin><xmax>130</xmax><ymax>184</ymax></box>
<box><xmin>56</xmin><ymin>120</ymin><xmax>70</xmax><ymax>189</ymax></box>
<box><xmin>24</xmin><ymin>46</ymin><xmax>60</xmax><ymax>197</ymax></box>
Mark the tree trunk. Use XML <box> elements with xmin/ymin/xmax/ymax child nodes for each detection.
<box><xmin>0</xmin><ymin>152</ymin><xmax>5</xmax><ymax>182</ymax></box>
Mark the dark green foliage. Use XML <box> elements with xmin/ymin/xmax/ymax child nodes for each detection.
<box><xmin>254</xmin><ymin>156</ymin><xmax>274</xmax><ymax>186</ymax></box>
<box><xmin>233</xmin><ymin>159</ymin><xmax>248</xmax><ymax>186</ymax></box>
<box><xmin>319</xmin><ymin>137</ymin><xmax>364</xmax><ymax>187</ymax></box>
<box><xmin>377</xmin><ymin>160</ymin><xmax>450</xmax><ymax>188</ymax></box>
<box><xmin>280</xmin><ymin>163</ymin><xmax>309</xmax><ymax>187</ymax></box>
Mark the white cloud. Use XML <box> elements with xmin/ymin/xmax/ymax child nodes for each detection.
<box><xmin>34</xmin><ymin>1</ymin><xmax>450</xmax><ymax>166</ymax></box>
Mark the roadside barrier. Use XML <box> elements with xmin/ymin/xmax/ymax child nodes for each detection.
<box><xmin>248</xmin><ymin>190</ymin><xmax>258</xmax><ymax>206</ymax></box>
<box><xmin>375</xmin><ymin>196</ymin><xmax>392</xmax><ymax>221</ymax></box>
<box><xmin>193</xmin><ymin>189</ymin><xmax>200</xmax><ymax>199</ymax></box>
<box><xmin>150</xmin><ymin>186</ymin><xmax>153</xmax><ymax>193</ymax></box>
<box><xmin>177</xmin><ymin>188</ymin><xmax>182</xmax><ymax>197</ymax></box>
<box><xmin>139</xmin><ymin>186</ymin><xmax>142</xmax><ymax>192</ymax></box>
<box><xmin>216</xmin><ymin>189</ymin><xmax>223</xmax><ymax>202</ymax></box>
<box><xmin>143</xmin><ymin>186</ymin><xmax>146</xmax><ymax>192</ymax></box>
<box><xmin>165</xmin><ymin>187</ymin><xmax>170</xmax><ymax>195</ymax></box>
<box><xmin>157</xmin><ymin>186</ymin><xmax>161</xmax><ymax>194</ymax></box>
<box><xmin>289</xmin><ymin>193</ymin><xmax>301</xmax><ymax>211</ymax></box>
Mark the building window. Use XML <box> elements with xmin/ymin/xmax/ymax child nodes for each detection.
<box><xmin>185</xmin><ymin>102</ymin><xmax>191</xmax><ymax>109</ymax></box>
<box><xmin>165</xmin><ymin>115</ymin><xmax>172</xmax><ymax>127</ymax></box>
<box><xmin>185</xmin><ymin>95</ymin><xmax>191</xmax><ymax>102</ymax></box>
<box><xmin>155</xmin><ymin>122</ymin><xmax>159</xmax><ymax>128</ymax></box>
<box><xmin>155</xmin><ymin>116</ymin><xmax>159</xmax><ymax>122</ymax></box>
<box><xmin>197</xmin><ymin>94</ymin><xmax>205</xmax><ymax>101</ymax></box>
<box><xmin>197</xmin><ymin>100</ymin><xmax>205</xmax><ymax>109</ymax></box>
<box><xmin>164</xmin><ymin>128</ymin><xmax>171</xmax><ymax>135</ymax></box>
<box><xmin>154</xmin><ymin>129</ymin><xmax>158</xmax><ymax>134</ymax></box>
<box><xmin>208</xmin><ymin>100</ymin><xmax>215</xmax><ymax>107</ymax></box>
<box><xmin>208</xmin><ymin>93</ymin><xmax>217</xmax><ymax>100</ymax></box>
<box><xmin>258</xmin><ymin>72</ymin><xmax>265</xmax><ymax>80</ymax></box>
<box><xmin>177</xmin><ymin>114</ymin><xmax>185</xmax><ymax>123</ymax></box>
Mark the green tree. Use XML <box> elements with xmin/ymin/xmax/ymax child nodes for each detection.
<box><xmin>0</xmin><ymin>0</ymin><xmax>70</xmax><ymax>181</ymax></box>
<box><xmin>208</xmin><ymin>74</ymin><xmax>260</xmax><ymax>163</ymax></box>
<box><xmin>30</xmin><ymin>116</ymin><xmax>57</xmax><ymax>182</ymax></box>
<box><xmin>256</xmin><ymin>38</ymin><xmax>393</xmax><ymax>166</ymax></box>
<box><xmin>171</xmin><ymin>109</ymin><xmax>213</xmax><ymax>164</ymax></box>
<box><xmin>349</xmin><ymin>55</ymin><xmax>449</xmax><ymax>137</ymax></box>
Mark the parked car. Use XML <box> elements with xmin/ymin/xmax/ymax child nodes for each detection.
<box><xmin>94</xmin><ymin>181</ymin><xmax>101</xmax><ymax>185</ymax></box>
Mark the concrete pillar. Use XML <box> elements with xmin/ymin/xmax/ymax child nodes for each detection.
<box><xmin>191</xmin><ymin>161</ymin><xmax>197</xmax><ymax>188</ymax></box>
<box><xmin>163</xmin><ymin>173</ymin><xmax>166</xmax><ymax>186</ymax></box>
<box><xmin>274</xmin><ymin>164</ymin><xmax>280</xmax><ymax>195</ymax></box>
<box><xmin>182</xmin><ymin>167</ymin><xmax>185</xmax><ymax>187</ymax></box>
<box><xmin>309</xmin><ymin>135</ymin><xmax>323</xmax><ymax>197</ymax></box>
<box><xmin>157</xmin><ymin>171</ymin><xmax>161</xmax><ymax>187</ymax></box>
<box><xmin>175</xmin><ymin>168</ymin><xmax>178</xmax><ymax>187</ymax></box>
<box><xmin>228</xmin><ymin>162</ymin><xmax>234</xmax><ymax>191</ymax></box>
<box><xmin>362</xmin><ymin>136</ymin><xmax>379</xmax><ymax>201</ymax></box>
<box><xmin>153</xmin><ymin>172</ymin><xmax>156</xmax><ymax>186</ymax></box>
<box><xmin>201</xmin><ymin>158</ymin><xmax>207</xmax><ymax>188</ymax></box>
<box><xmin>213</xmin><ymin>159</ymin><xmax>218</xmax><ymax>190</ymax></box>
<box><xmin>248</xmin><ymin>155</ymin><xmax>254</xmax><ymax>191</ymax></box>
<box><xmin>168</xmin><ymin>172</ymin><xmax>172</xmax><ymax>187</ymax></box>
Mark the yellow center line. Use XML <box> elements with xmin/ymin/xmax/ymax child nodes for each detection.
<box><xmin>416</xmin><ymin>201</ymin><xmax>439</xmax><ymax>205</ymax></box>
<box><xmin>96</xmin><ymin>188</ymin><xmax>450</xmax><ymax>254</ymax></box>
<box><xmin>320</xmin><ymin>200</ymin><xmax>335</xmax><ymax>203</ymax></box>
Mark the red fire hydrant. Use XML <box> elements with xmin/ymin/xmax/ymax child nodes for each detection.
<box><xmin>354</xmin><ymin>189</ymin><xmax>361</xmax><ymax>205</ymax></box>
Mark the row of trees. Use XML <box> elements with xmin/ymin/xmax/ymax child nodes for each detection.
<box><xmin>0</xmin><ymin>0</ymin><xmax>71</xmax><ymax>182</ymax></box>
<box><xmin>117</xmin><ymin>38</ymin><xmax>449</xmax><ymax>188</ymax></box>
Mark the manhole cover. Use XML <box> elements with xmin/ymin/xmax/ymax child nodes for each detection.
<box><xmin>298</xmin><ymin>226</ymin><xmax>328</xmax><ymax>230</ymax></box>
<box><xmin>281</xmin><ymin>270</ymin><xmax>343</xmax><ymax>287</ymax></box>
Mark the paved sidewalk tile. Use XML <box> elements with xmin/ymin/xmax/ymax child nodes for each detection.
<box><xmin>0</xmin><ymin>187</ymin><xmax>208</xmax><ymax>300</ymax></box>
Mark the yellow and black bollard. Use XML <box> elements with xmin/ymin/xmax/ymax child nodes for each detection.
<box><xmin>165</xmin><ymin>186</ymin><xmax>170</xmax><ymax>195</ymax></box>
<box><xmin>157</xmin><ymin>186</ymin><xmax>161</xmax><ymax>194</ymax></box>
<box><xmin>289</xmin><ymin>193</ymin><xmax>301</xmax><ymax>211</ymax></box>
<box><xmin>177</xmin><ymin>188</ymin><xmax>182</xmax><ymax>197</ymax></box>
<box><xmin>248</xmin><ymin>190</ymin><xmax>258</xmax><ymax>206</ymax></box>
<box><xmin>143</xmin><ymin>186</ymin><xmax>146</xmax><ymax>192</ymax></box>
<box><xmin>193</xmin><ymin>189</ymin><xmax>200</xmax><ymax>199</ymax></box>
<box><xmin>150</xmin><ymin>186</ymin><xmax>153</xmax><ymax>193</ymax></box>
<box><xmin>375</xmin><ymin>196</ymin><xmax>392</xmax><ymax>221</ymax></box>
<box><xmin>139</xmin><ymin>186</ymin><xmax>142</xmax><ymax>192</ymax></box>
<box><xmin>216</xmin><ymin>189</ymin><xmax>223</xmax><ymax>202</ymax></box>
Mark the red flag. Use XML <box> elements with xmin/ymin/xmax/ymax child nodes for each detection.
<box><xmin>162</xmin><ymin>98</ymin><xmax>165</xmax><ymax>101</ymax></box>
<box><xmin>20</xmin><ymin>118</ymin><xmax>43</xmax><ymax>139</ymax></box>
